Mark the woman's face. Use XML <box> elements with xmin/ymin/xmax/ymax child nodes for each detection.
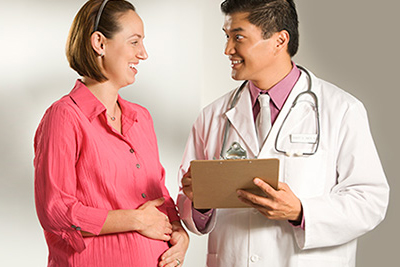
<box><xmin>102</xmin><ymin>10</ymin><xmax>148</xmax><ymax>88</ymax></box>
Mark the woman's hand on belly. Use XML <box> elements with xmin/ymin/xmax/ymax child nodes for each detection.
<box><xmin>133</xmin><ymin>197</ymin><xmax>173</xmax><ymax>241</ymax></box>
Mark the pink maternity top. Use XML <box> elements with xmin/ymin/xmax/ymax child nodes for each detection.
<box><xmin>34</xmin><ymin>80</ymin><xmax>179</xmax><ymax>267</ymax></box>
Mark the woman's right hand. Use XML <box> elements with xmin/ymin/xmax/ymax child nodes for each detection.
<box><xmin>81</xmin><ymin>198</ymin><xmax>173</xmax><ymax>240</ymax></box>
<box><xmin>134</xmin><ymin>197</ymin><xmax>173</xmax><ymax>241</ymax></box>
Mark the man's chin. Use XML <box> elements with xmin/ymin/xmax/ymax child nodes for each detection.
<box><xmin>231</xmin><ymin>72</ymin><xmax>246</xmax><ymax>81</ymax></box>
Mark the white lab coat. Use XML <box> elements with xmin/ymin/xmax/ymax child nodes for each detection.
<box><xmin>177</xmin><ymin>69</ymin><xmax>389</xmax><ymax>267</ymax></box>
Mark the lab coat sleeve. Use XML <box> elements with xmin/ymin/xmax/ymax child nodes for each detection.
<box><xmin>34</xmin><ymin>104</ymin><xmax>108</xmax><ymax>253</ymax></box>
<box><xmin>293</xmin><ymin>100</ymin><xmax>389</xmax><ymax>250</ymax></box>
<box><xmin>177</xmin><ymin>111</ymin><xmax>217</xmax><ymax>235</ymax></box>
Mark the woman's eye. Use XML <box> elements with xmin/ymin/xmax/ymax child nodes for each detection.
<box><xmin>131</xmin><ymin>41</ymin><xmax>139</xmax><ymax>46</ymax></box>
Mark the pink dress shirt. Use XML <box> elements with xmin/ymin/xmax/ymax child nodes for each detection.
<box><xmin>192</xmin><ymin>64</ymin><xmax>303</xmax><ymax>230</ymax></box>
<box><xmin>249</xmin><ymin>63</ymin><xmax>301</xmax><ymax>123</ymax></box>
<box><xmin>34</xmin><ymin>80</ymin><xmax>179</xmax><ymax>267</ymax></box>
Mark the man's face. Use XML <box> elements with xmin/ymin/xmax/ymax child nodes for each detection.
<box><xmin>223</xmin><ymin>12</ymin><xmax>280</xmax><ymax>83</ymax></box>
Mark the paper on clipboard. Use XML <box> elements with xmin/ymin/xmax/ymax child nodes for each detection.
<box><xmin>191</xmin><ymin>158</ymin><xmax>279</xmax><ymax>209</ymax></box>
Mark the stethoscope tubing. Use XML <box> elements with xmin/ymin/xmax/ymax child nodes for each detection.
<box><xmin>220</xmin><ymin>65</ymin><xmax>319</xmax><ymax>158</ymax></box>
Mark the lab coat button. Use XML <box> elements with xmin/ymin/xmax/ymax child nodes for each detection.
<box><xmin>250</xmin><ymin>255</ymin><xmax>259</xmax><ymax>262</ymax></box>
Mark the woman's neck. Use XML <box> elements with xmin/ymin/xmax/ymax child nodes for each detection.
<box><xmin>82</xmin><ymin>77</ymin><xmax>119</xmax><ymax>112</ymax></box>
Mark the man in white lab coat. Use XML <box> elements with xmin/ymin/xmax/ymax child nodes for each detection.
<box><xmin>177</xmin><ymin>0</ymin><xmax>389</xmax><ymax>266</ymax></box>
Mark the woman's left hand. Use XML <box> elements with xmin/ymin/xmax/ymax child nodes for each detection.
<box><xmin>159</xmin><ymin>221</ymin><xmax>189</xmax><ymax>267</ymax></box>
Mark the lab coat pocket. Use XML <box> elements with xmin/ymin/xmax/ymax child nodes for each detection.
<box><xmin>283</xmin><ymin>152</ymin><xmax>327</xmax><ymax>198</ymax></box>
<box><xmin>275</xmin><ymin>101</ymin><xmax>317</xmax><ymax>154</ymax></box>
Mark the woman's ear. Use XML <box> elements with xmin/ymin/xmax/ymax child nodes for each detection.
<box><xmin>91</xmin><ymin>31</ymin><xmax>106</xmax><ymax>57</ymax></box>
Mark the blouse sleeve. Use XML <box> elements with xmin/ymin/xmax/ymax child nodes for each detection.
<box><xmin>34</xmin><ymin>103</ymin><xmax>108</xmax><ymax>253</ymax></box>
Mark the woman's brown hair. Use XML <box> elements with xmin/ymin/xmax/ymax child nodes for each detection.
<box><xmin>66</xmin><ymin>0</ymin><xmax>136</xmax><ymax>82</ymax></box>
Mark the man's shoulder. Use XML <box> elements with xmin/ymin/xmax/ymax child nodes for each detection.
<box><xmin>201</xmin><ymin>86</ymin><xmax>242</xmax><ymax>113</ymax></box>
<box><xmin>310</xmin><ymin>74</ymin><xmax>366</xmax><ymax>119</ymax></box>
<box><xmin>191</xmin><ymin>86</ymin><xmax>241</xmax><ymax>127</ymax></box>
<box><xmin>315</xmin><ymin>76</ymin><xmax>361</xmax><ymax>107</ymax></box>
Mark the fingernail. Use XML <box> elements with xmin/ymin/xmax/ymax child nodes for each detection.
<box><xmin>254</xmin><ymin>178</ymin><xmax>261</xmax><ymax>185</ymax></box>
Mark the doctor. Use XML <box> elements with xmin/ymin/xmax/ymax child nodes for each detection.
<box><xmin>177</xmin><ymin>0</ymin><xmax>389</xmax><ymax>266</ymax></box>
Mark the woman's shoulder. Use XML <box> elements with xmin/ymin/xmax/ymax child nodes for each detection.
<box><xmin>37</xmin><ymin>94</ymin><xmax>82</xmax><ymax>134</ymax></box>
<box><xmin>44</xmin><ymin>95</ymin><xmax>78</xmax><ymax>119</ymax></box>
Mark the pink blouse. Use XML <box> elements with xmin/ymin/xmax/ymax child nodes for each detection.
<box><xmin>34</xmin><ymin>80</ymin><xmax>179</xmax><ymax>267</ymax></box>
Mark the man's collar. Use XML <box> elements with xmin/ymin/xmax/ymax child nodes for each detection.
<box><xmin>249</xmin><ymin>63</ymin><xmax>301</xmax><ymax>110</ymax></box>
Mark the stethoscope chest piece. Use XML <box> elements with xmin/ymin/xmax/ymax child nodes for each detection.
<box><xmin>220</xmin><ymin>65</ymin><xmax>320</xmax><ymax>158</ymax></box>
<box><xmin>225</xmin><ymin>142</ymin><xmax>247</xmax><ymax>159</ymax></box>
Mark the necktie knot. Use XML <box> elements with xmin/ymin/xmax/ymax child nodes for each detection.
<box><xmin>258</xmin><ymin>93</ymin><xmax>270</xmax><ymax>108</ymax></box>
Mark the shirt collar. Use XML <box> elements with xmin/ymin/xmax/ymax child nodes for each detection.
<box><xmin>69</xmin><ymin>80</ymin><xmax>105</xmax><ymax>122</ymax></box>
<box><xmin>249</xmin><ymin>63</ymin><xmax>301</xmax><ymax>110</ymax></box>
<box><xmin>69</xmin><ymin>80</ymin><xmax>137</xmax><ymax>124</ymax></box>
<box><xmin>117</xmin><ymin>94</ymin><xmax>138</xmax><ymax>130</ymax></box>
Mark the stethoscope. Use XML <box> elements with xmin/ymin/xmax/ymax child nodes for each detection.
<box><xmin>220</xmin><ymin>65</ymin><xmax>320</xmax><ymax>159</ymax></box>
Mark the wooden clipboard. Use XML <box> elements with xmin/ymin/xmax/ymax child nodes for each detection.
<box><xmin>191</xmin><ymin>158</ymin><xmax>279</xmax><ymax>209</ymax></box>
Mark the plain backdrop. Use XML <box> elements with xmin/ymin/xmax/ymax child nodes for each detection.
<box><xmin>0</xmin><ymin>0</ymin><xmax>398</xmax><ymax>266</ymax></box>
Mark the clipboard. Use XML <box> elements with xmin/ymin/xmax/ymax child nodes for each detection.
<box><xmin>191</xmin><ymin>158</ymin><xmax>279</xmax><ymax>209</ymax></box>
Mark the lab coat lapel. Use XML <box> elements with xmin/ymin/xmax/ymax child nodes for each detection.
<box><xmin>258</xmin><ymin>70</ymin><xmax>309</xmax><ymax>157</ymax></box>
<box><xmin>225</xmin><ymin>84</ymin><xmax>259</xmax><ymax>157</ymax></box>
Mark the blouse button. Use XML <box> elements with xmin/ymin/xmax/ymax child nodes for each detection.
<box><xmin>136</xmin><ymin>164</ymin><xmax>141</xmax><ymax>169</ymax></box>
<box><xmin>141</xmin><ymin>193</ymin><xmax>146</xmax><ymax>198</ymax></box>
<box><xmin>71</xmin><ymin>225</ymin><xmax>81</xmax><ymax>231</ymax></box>
<box><xmin>129</xmin><ymin>148</ymin><xmax>135</xmax><ymax>153</ymax></box>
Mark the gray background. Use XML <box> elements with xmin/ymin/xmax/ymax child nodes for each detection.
<box><xmin>0</xmin><ymin>0</ymin><xmax>398</xmax><ymax>266</ymax></box>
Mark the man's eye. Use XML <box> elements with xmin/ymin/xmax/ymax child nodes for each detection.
<box><xmin>236</xmin><ymin>35</ymin><xmax>244</xmax><ymax>41</ymax></box>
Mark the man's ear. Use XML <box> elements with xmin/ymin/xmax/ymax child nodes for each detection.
<box><xmin>91</xmin><ymin>31</ymin><xmax>106</xmax><ymax>57</ymax></box>
<box><xmin>274</xmin><ymin>30</ymin><xmax>290</xmax><ymax>54</ymax></box>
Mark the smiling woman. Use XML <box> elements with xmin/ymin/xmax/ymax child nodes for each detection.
<box><xmin>33</xmin><ymin>0</ymin><xmax>189</xmax><ymax>266</ymax></box>
<box><xmin>94</xmin><ymin>10</ymin><xmax>148</xmax><ymax>88</ymax></box>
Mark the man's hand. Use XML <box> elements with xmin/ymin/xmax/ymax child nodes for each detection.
<box><xmin>181</xmin><ymin>168</ymin><xmax>193</xmax><ymax>201</ymax></box>
<box><xmin>237</xmin><ymin>178</ymin><xmax>302</xmax><ymax>222</ymax></box>
<box><xmin>159</xmin><ymin>221</ymin><xmax>190</xmax><ymax>267</ymax></box>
